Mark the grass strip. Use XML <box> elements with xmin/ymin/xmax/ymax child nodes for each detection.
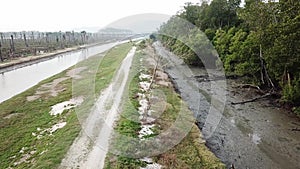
<box><xmin>104</xmin><ymin>45</ymin><xmax>225</xmax><ymax>169</ymax></box>
<box><xmin>0</xmin><ymin>42</ymin><xmax>133</xmax><ymax>169</ymax></box>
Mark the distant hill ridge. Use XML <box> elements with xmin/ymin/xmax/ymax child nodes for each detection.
<box><xmin>98</xmin><ymin>27</ymin><xmax>134</xmax><ymax>34</ymax></box>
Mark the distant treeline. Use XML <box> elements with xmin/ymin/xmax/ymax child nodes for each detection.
<box><xmin>158</xmin><ymin>0</ymin><xmax>300</xmax><ymax>112</ymax></box>
<box><xmin>0</xmin><ymin>30</ymin><xmax>134</xmax><ymax>62</ymax></box>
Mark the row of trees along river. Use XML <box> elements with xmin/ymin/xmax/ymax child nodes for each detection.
<box><xmin>158</xmin><ymin>0</ymin><xmax>300</xmax><ymax>115</ymax></box>
<box><xmin>0</xmin><ymin>28</ymin><xmax>134</xmax><ymax>62</ymax></box>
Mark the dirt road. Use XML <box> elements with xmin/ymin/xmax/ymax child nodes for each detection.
<box><xmin>59</xmin><ymin>47</ymin><xmax>136</xmax><ymax>169</ymax></box>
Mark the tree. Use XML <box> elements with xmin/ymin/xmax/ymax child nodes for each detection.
<box><xmin>81</xmin><ymin>31</ymin><xmax>87</xmax><ymax>44</ymax></box>
<box><xmin>0</xmin><ymin>41</ymin><xmax>3</xmax><ymax>62</ymax></box>
<box><xmin>213</xmin><ymin>27</ymin><xmax>237</xmax><ymax>63</ymax></box>
<box><xmin>23</xmin><ymin>33</ymin><xmax>29</xmax><ymax>48</ymax></box>
<box><xmin>265</xmin><ymin>0</ymin><xmax>300</xmax><ymax>80</ymax></box>
<box><xmin>10</xmin><ymin>35</ymin><xmax>15</xmax><ymax>54</ymax></box>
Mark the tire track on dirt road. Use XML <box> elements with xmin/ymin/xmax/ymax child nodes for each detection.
<box><xmin>59</xmin><ymin>46</ymin><xmax>136</xmax><ymax>169</ymax></box>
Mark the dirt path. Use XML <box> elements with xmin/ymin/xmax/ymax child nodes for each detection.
<box><xmin>59</xmin><ymin>47</ymin><xmax>136</xmax><ymax>169</ymax></box>
<box><xmin>154</xmin><ymin>42</ymin><xmax>300</xmax><ymax>169</ymax></box>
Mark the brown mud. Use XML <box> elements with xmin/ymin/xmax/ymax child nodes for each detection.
<box><xmin>154</xmin><ymin>42</ymin><xmax>300</xmax><ymax>169</ymax></box>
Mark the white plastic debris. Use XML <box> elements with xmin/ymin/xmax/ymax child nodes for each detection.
<box><xmin>49</xmin><ymin>122</ymin><xmax>67</xmax><ymax>134</ymax></box>
<box><xmin>139</xmin><ymin>73</ymin><xmax>152</xmax><ymax>80</ymax></box>
<box><xmin>49</xmin><ymin>97</ymin><xmax>84</xmax><ymax>116</ymax></box>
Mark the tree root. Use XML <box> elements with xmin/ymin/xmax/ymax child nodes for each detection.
<box><xmin>291</xmin><ymin>128</ymin><xmax>300</xmax><ymax>132</ymax></box>
<box><xmin>231</xmin><ymin>93</ymin><xmax>273</xmax><ymax>105</ymax></box>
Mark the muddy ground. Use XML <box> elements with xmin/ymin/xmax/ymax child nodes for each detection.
<box><xmin>154</xmin><ymin>42</ymin><xmax>300</xmax><ymax>169</ymax></box>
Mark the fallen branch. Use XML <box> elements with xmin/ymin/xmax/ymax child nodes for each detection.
<box><xmin>291</xmin><ymin>128</ymin><xmax>300</xmax><ymax>132</ymax></box>
<box><xmin>149</xmin><ymin>46</ymin><xmax>163</xmax><ymax>89</ymax></box>
<box><xmin>233</xmin><ymin>84</ymin><xmax>262</xmax><ymax>91</ymax></box>
<box><xmin>231</xmin><ymin>93</ymin><xmax>272</xmax><ymax>105</ymax></box>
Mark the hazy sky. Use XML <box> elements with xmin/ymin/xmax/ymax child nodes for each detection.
<box><xmin>0</xmin><ymin>0</ymin><xmax>200</xmax><ymax>32</ymax></box>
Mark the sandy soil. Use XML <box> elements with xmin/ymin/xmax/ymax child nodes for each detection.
<box><xmin>27</xmin><ymin>67</ymin><xmax>86</xmax><ymax>101</ymax></box>
<box><xmin>59</xmin><ymin>47</ymin><xmax>136</xmax><ymax>169</ymax></box>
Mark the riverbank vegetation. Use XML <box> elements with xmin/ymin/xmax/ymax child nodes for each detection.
<box><xmin>0</xmin><ymin>31</ymin><xmax>101</xmax><ymax>62</ymax></box>
<box><xmin>158</xmin><ymin>0</ymin><xmax>300</xmax><ymax>115</ymax></box>
<box><xmin>0</xmin><ymin>29</ymin><xmax>134</xmax><ymax>63</ymax></box>
<box><xmin>0</xmin><ymin>42</ymin><xmax>132</xmax><ymax>168</ymax></box>
<box><xmin>104</xmin><ymin>42</ymin><xmax>225</xmax><ymax>168</ymax></box>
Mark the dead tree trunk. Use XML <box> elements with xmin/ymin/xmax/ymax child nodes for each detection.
<box><xmin>0</xmin><ymin>41</ymin><xmax>3</xmax><ymax>62</ymax></box>
<box><xmin>0</xmin><ymin>33</ymin><xmax>3</xmax><ymax>44</ymax></box>
<box><xmin>259</xmin><ymin>45</ymin><xmax>275</xmax><ymax>89</ymax></box>
<box><xmin>61</xmin><ymin>34</ymin><xmax>66</xmax><ymax>49</ymax></box>
<box><xmin>38</xmin><ymin>33</ymin><xmax>41</xmax><ymax>45</ymax></box>
<box><xmin>23</xmin><ymin>33</ymin><xmax>29</xmax><ymax>48</ymax></box>
<box><xmin>10</xmin><ymin>35</ymin><xmax>15</xmax><ymax>55</ymax></box>
<box><xmin>259</xmin><ymin>45</ymin><xmax>265</xmax><ymax>84</ymax></box>
<box><xmin>31</xmin><ymin>32</ymin><xmax>37</xmax><ymax>55</ymax></box>
<box><xmin>46</xmin><ymin>33</ymin><xmax>49</xmax><ymax>44</ymax></box>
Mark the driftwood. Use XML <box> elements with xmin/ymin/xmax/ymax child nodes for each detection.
<box><xmin>232</xmin><ymin>83</ymin><xmax>266</xmax><ymax>95</ymax></box>
<box><xmin>291</xmin><ymin>128</ymin><xmax>300</xmax><ymax>132</ymax></box>
<box><xmin>231</xmin><ymin>93</ymin><xmax>273</xmax><ymax>105</ymax></box>
<box><xmin>233</xmin><ymin>83</ymin><xmax>261</xmax><ymax>90</ymax></box>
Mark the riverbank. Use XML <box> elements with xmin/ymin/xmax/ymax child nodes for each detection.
<box><xmin>104</xmin><ymin>42</ymin><xmax>224</xmax><ymax>168</ymax></box>
<box><xmin>0</xmin><ymin>42</ymin><xmax>133</xmax><ymax>169</ymax></box>
<box><xmin>0</xmin><ymin>40</ymin><xmax>225</xmax><ymax>169</ymax></box>
<box><xmin>154</xmin><ymin>42</ymin><xmax>300</xmax><ymax>169</ymax></box>
<box><xmin>0</xmin><ymin>42</ymin><xmax>106</xmax><ymax>74</ymax></box>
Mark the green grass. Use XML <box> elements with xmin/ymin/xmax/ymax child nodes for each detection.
<box><xmin>104</xmin><ymin>46</ymin><xmax>225</xmax><ymax>169</ymax></box>
<box><xmin>0</xmin><ymin>42</ymin><xmax>133</xmax><ymax>169</ymax></box>
<box><xmin>104</xmin><ymin>50</ymin><xmax>147</xmax><ymax>169</ymax></box>
<box><xmin>292</xmin><ymin>107</ymin><xmax>300</xmax><ymax>117</ymax></box>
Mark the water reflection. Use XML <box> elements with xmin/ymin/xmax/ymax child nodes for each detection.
<box><xmin>0</xmin><ymin>42</ymin><xmax>117</xmax><ymax>103</ymax></box>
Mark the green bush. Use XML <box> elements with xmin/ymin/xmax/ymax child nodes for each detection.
<box><xmin>282</xmin><ymin>77</ymin><xmax>300</xmax><ymax>105</ymax></box>
<box><xmin>204</xmin><ymin>28</ymin><xmax>216</xmax><ymax>41</ymax></box>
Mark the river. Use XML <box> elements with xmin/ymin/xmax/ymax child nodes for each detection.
<box><xmin>154</xmin><ymin>42</ymin><xmax>300</xmax><ymax>169</ymax></box>
<box><xmin>0</xmin><ymin>42</ymin><xmax>121</xmax><ymax>103</ymax></box>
